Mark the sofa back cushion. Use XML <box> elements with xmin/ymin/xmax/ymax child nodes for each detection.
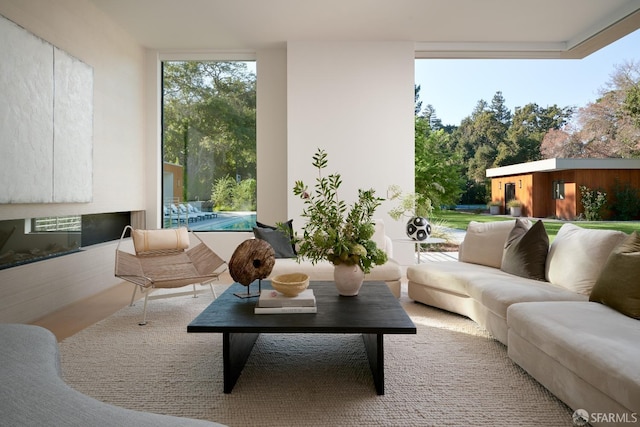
<box><xmin>501</xmin><ymin>219</ymin><xmax>549</xmax><ymax>280</ymax></box>
<box><xmin>589</xmin><ymin>231</ymin><xmax>640</xmax><ymax>319</ymax></box>
<box><xmin>460</xmin><ymin>220</ymin><xmax>530</xmax><ymax>268</ymax></box>
<box><xmin>546</xmin><ymin>223</ymin><xmax>627</xmax><ymax>295</ymax></box>
<box><xmin>371</xmin><ymin>219</ymin><xmax>388</xmax><ymax>255</ymax></box>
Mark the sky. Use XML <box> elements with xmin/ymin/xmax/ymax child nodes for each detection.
<box><xmin>415</xmin><ymin>29</ymin><xmax>640</xmax><ymax>126</ymax></box>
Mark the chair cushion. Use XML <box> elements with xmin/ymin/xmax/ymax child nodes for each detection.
<box><xmin>459</xmin><ymin>220</ymin><xmax>529</xmax><ymax>268</ymax></box>
<box><xmin>590</xmin><ymin>231</ymin><xmax>640</xmax><ymax>319</ymax></box>
<box><xmin>546</xmin><ymin>223</ymin><xmax>627</xmax><ymax>295</ymax></box>
<box><xmin>501</xmin><ymin>219</ymin><xmax>549</xmax><ymax>281</ymax></box>
<box><xmin>132</xmin><ymin>228</ymin><xmax>190</xmax><ymax>254</ymax></box>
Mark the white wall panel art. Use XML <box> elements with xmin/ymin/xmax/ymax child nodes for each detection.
<box><xmin>0</xmin><ymin>14</ymin><xmax>93</xmax><ymax>203</ymax></box>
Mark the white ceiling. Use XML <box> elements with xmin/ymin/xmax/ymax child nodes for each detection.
<box><xmin>88</xmin><ymin>0</ymin><xmax>640</xmax><ymax>58</ymax></box>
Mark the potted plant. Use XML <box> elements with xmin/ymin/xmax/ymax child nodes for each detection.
<box><xmin>506</xmin><ymin>199</ymin><xmax>523</xmax><ymax>217</ymax></box>
<box><xmin>387</xmin><ymin>185</ymin><xmax>433</xmax><ymax>241</ymax></box>
<box><xmin>487</xmin><ymin>200</ymin><xmax>502</xmax><ymax>215</ymax></box>
<box><xmin>290</xmin><ymin>148</ymin><xmax>388</xmax><ymax>296</ymax></box>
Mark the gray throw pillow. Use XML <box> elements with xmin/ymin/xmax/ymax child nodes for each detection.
<box><xmin>589</xmin><ymin>231</ymin><xmax>640</xmax><ymax>319</ymax></box>
<box><xmin>253</xmin><ymin>226</ymin><xmax>296</xmax><ymax>259</ymax></box>
<box><xmin>256</xmin><ymin>219</ymin><xmax>297</xmax><ymax>255</ymax></box>
<box><xmin>500</xmin><ymin>219</ymin><xmax>549</xmax><ymax>281</ymax></box>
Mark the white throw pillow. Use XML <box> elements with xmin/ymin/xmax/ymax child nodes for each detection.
<box><xmin>546</xmin><ymin>223</ymin><xmax>627</xmax><ymax>295</ymax></box>
<box><xmin>460</xmin><ymin>220</ymin><xmax>530</xmax><ymax>268</ymax></box>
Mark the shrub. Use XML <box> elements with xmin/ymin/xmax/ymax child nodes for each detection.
<box><xmin>611</xmin><ymin>179</ymin><xmax>640</xmax><ymax>220</ymax></box>
<box><xmin>579</xmin><ymin>185</ymin><xmax>607</xmax><ymax>221</ymax></box>
<box><xmin>211</xmin><ymin>176</ymin><xmax>257</xmax><ymax>211</ymax></box>
<box><xmin>211</xmin><ymin>175</ymin><xmax>236</xmax><ymax>210</ymax></box>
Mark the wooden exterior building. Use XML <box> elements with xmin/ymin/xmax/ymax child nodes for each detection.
<box><xmin>486</xmin><ymin>158</ymin><xmax>640</xmax><ymax>220</ymax></box>
<box><xmin>163</xmin><ymin>162</ymin><xmax>184</xmax><ymax>204</ymax></box>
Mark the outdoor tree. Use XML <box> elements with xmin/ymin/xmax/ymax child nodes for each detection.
<box><xmin>451</xmin><ymin>97</ymin><xmax>508</xmax><ymax>183</ymax></box>
<box><xmin>541</xmin><ymin>60</ymin><xmax>640</xmax><ymax>159</ymax></box>
<box><xmin>540</xmin><ymin>126</ymin><xmax>585</xmax><ymax>158</ymax></box>
<box><xmin>490</xmin><ymin>91</ymin><xmax>512</xmax><ymax>125</ymax></box>
<box><xmin>414</xmin><ymin>84</ymin><xmax>423</xmax><ymax>116</ymax></box>
<box><xmin>623</xmin><ymin>82</ymin><xmax>640</xmax><ymax>127</ymax></box>
<box><xmin>575</xmin><ymin>90</ymin><xmax>631</xmax><ymax>157</ymax></box>
<box><xmin>163</xmin><ymin>61</ymin><xmax>256</xmax><ymax>205</ymax></box>
<box><xmin>414</xmin><ymin>117</ymin><xmax>463</xmax><ymax>209</ymax></box>
<box><xmin>500</xmin><ymin>103</ymin><xmax>574</xmax><ymax>165</ymax></box>
<box><xmin>413</xmin><ymin>86</ymin><xmax>464</xmax><ymax>208</ymax></box>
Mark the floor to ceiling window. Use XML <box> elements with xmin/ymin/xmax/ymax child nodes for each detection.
<box><xmin>161</xmin><ymin>61</ymin><xmax>256</xmax><ymax>231</ymax></box>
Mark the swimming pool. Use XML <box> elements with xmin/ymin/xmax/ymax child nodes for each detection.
<box><xmin>174</xmin><ymin>212</ymin><xmax>257</xmax><ymax>232</ymax></box>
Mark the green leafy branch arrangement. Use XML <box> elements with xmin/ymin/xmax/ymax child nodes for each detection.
<box><xmin>291</xmin><ymin>149</ymin><xmax>387</xmax><ymax>274</ymax></box>
<box><xmin>386</xmin><ymin>184</ymin><xmax>434</xmax><ymax>220</ymax></box>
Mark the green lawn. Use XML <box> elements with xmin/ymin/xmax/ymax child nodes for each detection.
<box><xmin>432</xmin><ymin>210</ymin><xmax>640</xmax><ymax>241</ymax></box>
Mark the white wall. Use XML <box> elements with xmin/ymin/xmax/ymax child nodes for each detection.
<box><xmin>0</xmin><ymin>0</ymin><xmax>146</xmax><ymax>323</ymax></box>
<box><xmin>286</xmin><ymin>41</ymin><xmax>415</xmax><ymax>264</ymax></box>
<box><xmin>256</xmin><ymin>47</ymin><xmax>289</xmax><ymax>225</ymax></box>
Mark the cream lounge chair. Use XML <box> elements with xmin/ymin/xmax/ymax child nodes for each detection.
<box><xmin>114</xmin><ymin>225</ymin><xmax>227</xmax><ymax>325</ymax></box>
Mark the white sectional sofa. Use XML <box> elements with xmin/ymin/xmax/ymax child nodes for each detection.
<box><xmin>407</xmin><ymin>219</ymin><xmax>640</xmax><ymax>426</ymax></box>
<box><xmin>263</xmin><ymin>219</ymin><xmax>402</xmax><ymax>297</ymax></box>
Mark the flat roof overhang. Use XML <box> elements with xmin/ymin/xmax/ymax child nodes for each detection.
<box><xmin>486</xmin><ymin>158</ymin><xmax>640</xmax><ymax>178</ymax></box>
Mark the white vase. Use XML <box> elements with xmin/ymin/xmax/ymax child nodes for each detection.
<box><xmin>333</xmin><ymin>263</ymin><xmax>365</xmax><ymax>296</ymax></box>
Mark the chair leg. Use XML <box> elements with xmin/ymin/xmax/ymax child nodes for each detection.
<box><xmin>129</xmin><ymin>285</ymin><xmax>138</xmax><ymax>307</ymax></box>
<box><xmin>209</xmin><ymin>283</ymin><xmax>217</xmax><ymax>299</ymax></box>
<box><xmin>139</xmin><ymin>292</ymin><xmax>150</xmax><ymax>326</ymax></box>
<box><xmin>134</xmin><ymin>282</ymin><xmax>215</xmax><ymax>326</ymax></box>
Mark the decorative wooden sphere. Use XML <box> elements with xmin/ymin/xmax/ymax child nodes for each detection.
<box><xmin>228</xmin><ymin>239</ymin><xmax>276</xmax><ymax>286</ymax></box>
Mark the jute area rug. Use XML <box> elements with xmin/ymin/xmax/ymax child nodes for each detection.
<box><xmin>59</xmin><ymin>284</ymin><xmax>573</xmax><ymax>426</ymax></box>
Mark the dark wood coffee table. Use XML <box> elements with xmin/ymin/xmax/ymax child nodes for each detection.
<box><xmin>187</xmin><ymin>280</ymin><xmax>416</xmax><ymax>395</ymax></box>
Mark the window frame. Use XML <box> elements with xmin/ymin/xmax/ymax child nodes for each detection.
<box><xmin>552</xmin><ymin>180</ymin><xmax>565</xmax><ymax>200</ymax></box>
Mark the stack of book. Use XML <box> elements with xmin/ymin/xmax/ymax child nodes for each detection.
<box><xmin>254</xmin><ymin>289</ymin><xmax>317</xmax><ymax>314</ymax></box>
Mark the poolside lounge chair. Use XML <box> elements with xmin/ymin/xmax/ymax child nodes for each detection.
<box><xmin>169</xmin><ymin>204</ymin><xmax>188</xmax><ymax>224</ymax></box>
<box><xmin>187</xmin><ymin>203</ymin><xmax>208</xmax><ymax>221</ymax></box>
<box><xmin>178</xmin><ymin>203</ymin><xmax>199</xmax><ymax>222</ymax></box>
<box><xmin>189</xmin><ymin>203</ymin><xmax>217</xmax><ymax>219</ymax></box>
<box><xmin>163</xmin><ymin>206</ymin><xmax>179</xmax><ymax>224</ymax></box>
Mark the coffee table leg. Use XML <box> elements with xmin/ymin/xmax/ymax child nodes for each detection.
<box><xmin>223</xmin><ymin>332</ymin><xmax>260</xmax><ymax>393</ymax></box>
<box><xmin>362</xmin><ymin>333</ymin><xmax>384</xmax><ymax>395</ymax></box>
